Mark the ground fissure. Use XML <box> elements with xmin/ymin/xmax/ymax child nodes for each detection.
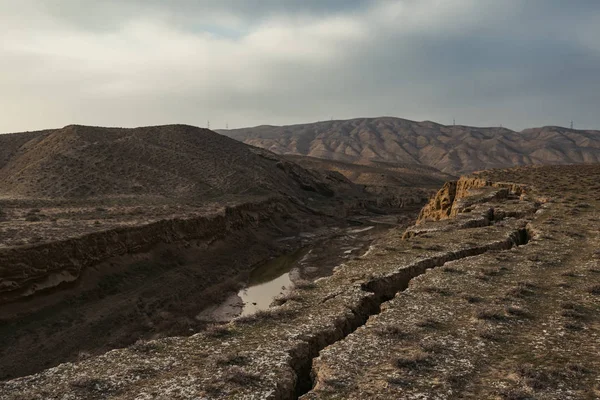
<box><xmin>3</xmin><ymin>164</ymin><xmax>599</xmax><ymax>400</ymax></box>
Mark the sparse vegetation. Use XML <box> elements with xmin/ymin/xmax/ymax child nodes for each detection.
<box><xmin>476</xmin><ymin>309</ymin><xmax>507</xmax><ymax>321</ymax></box>
<box><xmin>224</xmin><ymin>367</ymin><xmax>260</xmax><ymax>386</ymax></box>
<box><xmin>394</xmin><ymin>351</ymin><xmax>432</xmax><ymax>370</ymax></box>
<box><xmin>373</xmin><ymin>325</ymin><xmax>412</xmax><ymax>339</ymax></box>
<box><xmin>421</xmin><ymin>286</ymin><xmax>453</xmax><ymax>296</ymax></box>
<box><xmin>462</xmin><ymin>294</ymin><xmax>484</xmax><ymax>303</ymax></box>
<box><xmin>216</xmin><ymin>353</ymin><xmax>249</xmax><ymax>366</ymax></box>
<box><xmin>505</xmin><ymin>305</ymin><xmax>533</xmax><ymax>319</ymax></box>
<box><xmin>294</xmin><ymin>279</ymin><xmax>317</xmax><ymax>290</ymax></box>
<box><xmin>235</xmin><ymin>308</ymin><xmax>296</xmax><ymax>324</ymax></box>
<box><xmin>587</xmin><ymin>285</ymin><xmax>600</xmax><ymax>295</ymax></box>
<box><xmin>416</xmin><ymin>318</ymin><xmax>442</xmax><ymax>329</ymax></box>
<box><xmin>204</xmin><ymin>324</ymin><xmax>233</xmax><ymax>338</ymax></box>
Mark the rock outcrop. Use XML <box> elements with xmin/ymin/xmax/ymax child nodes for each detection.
<box><xmin>416</xmin><ymin>177</ymin><xmax>528</xmax><ymax>224</ymax></box>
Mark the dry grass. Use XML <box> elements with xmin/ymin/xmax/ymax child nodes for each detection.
<box><xmin>476</xmin><ymin>308</ymin><xmax>508</xmax><ymax>321</ymax></box>
<box><xmin>224</xmin><ymin>366</ymin><xmax>260</xmax><ymax>386</ymax></box>
<box><xmin>204</xmin><ymin>324</ymin><xmax>233</xmax><ymax>338</ymax></box>
<box><xmin>235</xmin><ymin>308</ymin><xmax>296</xmax><ymax>324</ymax></box>
<box><xmin>373</xmin><ymin>325</ymin><xmax>412</xmax><ymax>339</ymax></box>
<box><xmin>394</xmin><ymin>351</ymin><xmax>432</xmax><ymax>370</ymax></box>
<box><xmin>415</xmin><ymin>318</ymin><xmax>443</xmax><ymax>329</ymax></box>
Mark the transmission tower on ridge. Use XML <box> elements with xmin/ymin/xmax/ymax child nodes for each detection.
<box><xmin>570</xmin><ymin>120</ymin><xmax>574</xmax><ymax>129</ymax></box>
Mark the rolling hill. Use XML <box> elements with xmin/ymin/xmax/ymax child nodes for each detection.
<box><xmin>220</xmin><ymin>117</ymin><xmax>600</xmax><ymax>175</ymax></box>
<box><xmin>0</xmin><ymin>124</ymin><xmax>353</xmax><ymax>201</ymax></box>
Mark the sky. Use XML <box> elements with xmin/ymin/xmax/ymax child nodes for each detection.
<box><xmin>1</xmin><ymin>0</ymin><xmax>599</xmax><ymax>133</ymax></box>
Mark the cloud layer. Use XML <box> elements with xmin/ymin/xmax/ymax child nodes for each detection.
<box><xmin>1</xmin><ymin>0</ymin><xmax>599</xmax><ymax>132</ymax></box>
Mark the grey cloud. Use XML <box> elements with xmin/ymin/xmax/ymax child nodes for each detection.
<box><xmin>0</xmin><ymin>0</ymin><xmax>599</xmax><ymax>133</ymax></box>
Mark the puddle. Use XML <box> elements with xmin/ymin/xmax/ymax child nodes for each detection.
<box><xmin>238</xmin><ymin>248</ymin><xmax>306</xmax><ymax>317</ymax></box>
<box><xmin>196</xmin><ymin>249</ymin><xmax>305</xmax><ymax>322</ymax></box>
<box><xmin>198</xmin><ymin>222</ymin><xmax>396</xmax><ymax>323</ymax></box>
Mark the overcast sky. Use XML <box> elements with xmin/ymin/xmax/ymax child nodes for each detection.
<box><xmin>1</xmin><ymin>0</ymin><xmax>599</xmax><ymax>133</ymax></box>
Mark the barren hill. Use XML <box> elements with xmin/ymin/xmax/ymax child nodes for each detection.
<box><xmin>285</xmin><ymin>155</ymin><xmax>454</xmax><ymax>188</ymax></box>
<box><xmin>0</xmin><ymin>124</ymin><xmax>349</xmax><ymax>200</ymax></box>
<box><xmin>220</xmin><ymin>117</ymin><xmax>600</xmax><ymax>174</ymax></box>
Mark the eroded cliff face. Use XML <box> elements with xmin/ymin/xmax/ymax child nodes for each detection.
<box><xmin>0</xmin><ymin>200</ymin><xmax>293</xmax><ymax>305</ymax></box>
<box><xmin>416</xmin><ymin>177</ymin><xmax>527</xmax><ymax>223</ymax></box>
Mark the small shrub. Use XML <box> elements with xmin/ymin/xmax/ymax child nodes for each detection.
<box><xmin>478</xmin><ymin>326</ymin><xmax>504</xmax><ymax>342</ymax></box>
<box><xmin>373</xmin><ymin>325</ymin><xmax>412</xmax><ymax>339</ymax></box>
<box><xmin>561</xmin><ymin>309</ymin><xmax>587</xmax><ymax>321</ymax></box>
<box><xmin>216</xmin><ymin>353</ymin><xmax>249</xmax><ymax>366</ymax></box>
<box><xmin>476</xmin><ymin>309</ymin><xmax>507</xmax><ymax>321</ymax></box>
<box><xmin>462</xmin><ymin>294</ymin><xmax>484</xmax><ymax>304</ymax></box>
<box><xmin>204</xmin><ymin>324</ymin><xmax>233</xmax><ymax>338</ymax></box>
<box><xmin>422</xmin><ymin>286</ymin><xmax>453</xmax><ymax>296</ymax></box>
<box><xmin>224</xmin><ymin>366</ymin><xmax>260</xmax><ymax>386</ymax></box>
<box><xmin>564</xmin><ymin>322</ymin><xmax>584</xmax><ymax>331</ymax></box>
<box><xmin>442</xmin><ymin>266</ymin><xmax>464</xmax><ymax>274</ymax></box>
<box><xmin>479</xmin><ymin>268</ymin><xmax>502</xmax><ymax>277</ymax></box>
<box><xmin>128</xmin><ymin>339</ymin><xmax>162</xmax><ymax>353</ymax></box>
<box><xmin>322</xmin><ymin>378</ymin><xmax>348</xmax><ymax>389</ymax></box>
<box><xmin>416</xmin><ymin>318</ymin><xmax>442</xmax><ymax>329</ymax></box>
<box><xmin>588</xmin><ymin>285</ymin><xmax>600</xmax><ymax>295</ymax></box>
<box><xmin>272</xmin><ymin>292</ymin><xmax>303</xmax><ymax>306</ymax></box>
<box><xmin>506</xmin><ymin>283</ymin><xmax>536</xmax><ymax>298</ymax></box>
<box><xmin>505</xmin><ymin>306</ymin><xmax>533</xmax><ymax>319</ymax></box>
<box><xmin>295</xmin><ymin>279</ymin><xmax>317</xmax><ymax>290</ymax></box>
<box><xmin>419</xmin><ymin>340</ymin><xmax>445</xmax><ymax>354</ymax></box>
<box><xmin>70</xmin><ymin>377</ymin><xmax>116</xmax><ymax>394</ymax></box>
<box><xmin>394</xmin><ymin>351</ymin><xmax>432</xmax><ymax>370</ymax></box>
<box><xmin>517</xmin><ymin>364</ymin><xmax>558</xmax><ymax>390</ymax></box>
<box><xmin>235</xmin><ymin>308</ymin><xmax>296</xmax><ymax>324</ymax></box>
<box><xmin>386</xmin><ymin>376</ymin><xmax>409</xmax><ymax>386</ymax></box>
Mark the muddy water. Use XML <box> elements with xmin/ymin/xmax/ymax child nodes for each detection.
<box><xmin>197</xmin><ymin>219</ymin><xmax>400</xmax><ymax>323</ymax></box>
<box><xmin>238</xmin><ymin>248</ymin><xmax>307</xmax><ymax>317</ymax></box>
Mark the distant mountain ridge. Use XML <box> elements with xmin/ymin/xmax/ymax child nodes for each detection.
<box><xmin>219</xmin><ymin>117</ymin><xmax>600</xmax><ymax>174</ymax></box>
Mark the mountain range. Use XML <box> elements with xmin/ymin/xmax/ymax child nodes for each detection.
<box><xmin>220</xmin><ymin>117</ymin><xmax>600</xmax><ymax>175</ymax></box>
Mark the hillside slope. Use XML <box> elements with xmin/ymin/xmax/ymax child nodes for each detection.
<box><xmin>0</xmin><ymin>124</ymin><xmax>352</xmax><ymax>201</ymax></box>
<box><xmin>220</xmin><ymin>117</ymin><xmax>600</xmax><ymax>174</ymax></box>
<box><xmin>284</xmin><ymin>155</ymin><xmax>454</xmax><ymax>189</ymax></box>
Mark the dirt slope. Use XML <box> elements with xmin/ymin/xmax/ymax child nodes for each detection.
<box><xmin>220</xmin><ymin>117</ymin><xmax>600</xmax><ymax>175</ymax></box>
<box><xmin>0</xmin><ymin>124</ymin><xmax>351</xmax><ymax>200</ymax></box>
<box><xmin>284</xmin><ymin>155</ymin><xmax>454</xmax><ymax>188</ymax></box>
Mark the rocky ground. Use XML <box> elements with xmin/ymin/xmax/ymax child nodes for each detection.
<box><xmin>0</xmin><ymin>124</ymin><xmax>435</xmax><ymax>385</ymax></box>
<box><xmin>2</xmin><ymin>164</ymin><xmax>598</xmax><ymax>399</ymax></box>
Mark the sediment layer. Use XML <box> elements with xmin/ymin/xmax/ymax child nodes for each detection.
<box><xmin>0</xmin><ymin>199</ymin><xmax>296</xmax><ymax>304</ymax></box>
